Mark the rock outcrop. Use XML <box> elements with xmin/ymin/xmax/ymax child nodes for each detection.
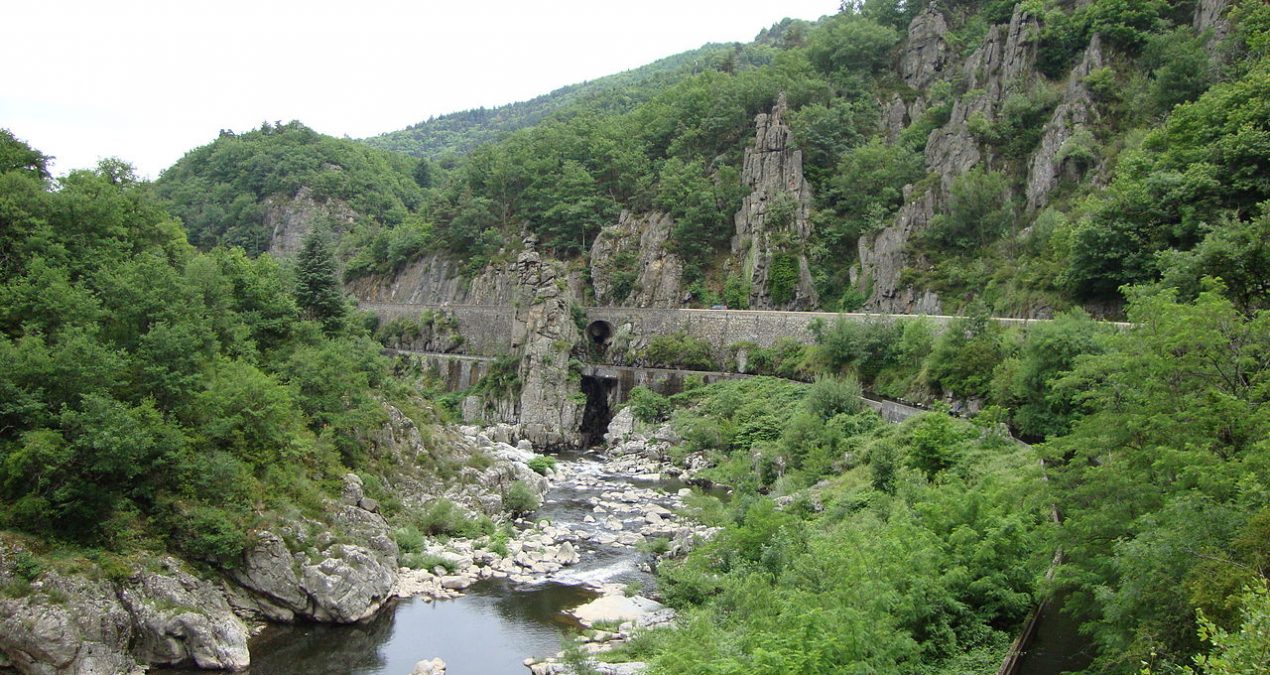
<box><xmin>263</xmin><ymin>185</ymin><xmax>358</xmax><ymax>257</ymax></box>
<box><xmin>857</xmin><ymin>5</ymin><xmax>1039</xmax><ymax>313</ymax></box>
<box><xmin>347</xmin><ymin>253</ymin><xmax>529</xmax><ymax>306</ymax></box>
<box><xmin>852</xmin><ymin>188</ymin><xmax>943</xmax><ymax>315</ymax></box>
<box><xmin>926</xmin><ymin>5</ymin><xmax>1039</xmax><ymax>188</ymax></box>
<box><xmin>510</xmin><ymin>238</ymin><xmax>585</xmax><ymax>447</ymax></box>
<box><xmin>0</xmin><ymin>570</ymin><xmax>140</xmax><ymax>675</ymax></box>
<box><xmin>1026</xmin><ymin>35</ymin><xmax>1103</xmax><ymax>212</ymax></box>
<box><xmin>900</xmin><ymin>6</ymin><xmax>950</xmax><ymax>89</ymax></box>
<box><xmin>117</xmin><ymin>559</ymin><xmax>250</xmax><ymax>671</ymax></box>
<box><xmin>231</xmin><ymin>490</ymin><xmax>398</xmax><ymax>625</ymax></box>
<box><xmin>0</xmin><ymin>543</ymin><xmax>248</xmax><ymax>674</ymax></box>
<box><xmin>589</xmin><ymin>211</ymin><xmax>685</xmax><ymax>307</ymax></box>
<box><xmin>732</xmin><ymin>93</ymin><xmax>819</xmax><ymax>310</ymax></box>
<box><xmin>1194</xmin><ymin>0</ymin><xmax>1231</xmax><ymax>48</ymax></box>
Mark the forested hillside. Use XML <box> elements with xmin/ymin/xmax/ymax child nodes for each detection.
<box><xmin>159</xmin><ymin>0</ymin><xmax>1268</xmax><ymax>320</ymax></box>
<box><xmin>0</xmin><ymin>129</ymin><xmax>398</xmax><ymax>565</ymax></box>
<box><xmin>360</xmin><ymin>40</ymin><xmax>788</xmax><ymax>160</ymax></box>
<box><xmin>155</xmin><ymin>121</ymin><xmax>428</xmax><ymax>258</ymax></box>
<box><xmin>3</xmin><ymin>0</ymin><xmax>1269</xmax><ymax>673</ymax></box>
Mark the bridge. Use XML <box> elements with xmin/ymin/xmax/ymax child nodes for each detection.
<box><xmin>362</xmin><ymin>302</ymin><xmax>1095</xmax><ymax>361</ymax></box>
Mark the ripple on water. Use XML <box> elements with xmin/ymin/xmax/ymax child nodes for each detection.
<box><xmin>237</xmin><ymin>580</ymin><xmax>597</xmax><ymax>675</ymax></box>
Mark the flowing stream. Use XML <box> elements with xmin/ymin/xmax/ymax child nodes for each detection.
<box><xmin>218</xmin><ymin>450</ymin><xmax>690</xmax><ymax>675</ymax></box>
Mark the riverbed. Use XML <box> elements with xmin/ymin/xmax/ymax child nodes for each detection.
<box><xmin>227</xmin><ymin>450</ymin><xmax>695</xmax><ymax>675</ymax></box>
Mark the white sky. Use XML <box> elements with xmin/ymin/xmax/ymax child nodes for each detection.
<box><xmin>2</xmin><ymin>0</ymin><xmax>836</xmax><ymax>179</ymax></box>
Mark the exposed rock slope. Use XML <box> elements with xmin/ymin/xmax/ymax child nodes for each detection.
<box><xmin>733</xmin><ymin>93</ymin><xmax>819</xmax><ymax>310</ymax></box>
<box><xmin>589</xmin><ymin>210</ymin><xmax>684</xmax><ymax>307</ymax></box>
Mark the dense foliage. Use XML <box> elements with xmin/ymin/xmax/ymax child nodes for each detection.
<box><xmin>607</xmin><ymin>279</ymin><xmax>1268</xmax><ymax>672</ymax></box>
<box><xmin>155</xmin><ymin>121</ymin><xmax>426</xmax><ymax>256</ymax></box>
<box><xmin>608</xmin><ymin>377</ymin><xmax>1053</xmax><ymax>672</ymax></box>
<box><xmin>0</xmin><ymin>131</ymin><xmax>398</xmax><ymax>566</ymax></box>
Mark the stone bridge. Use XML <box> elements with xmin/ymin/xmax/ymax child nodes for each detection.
<box><xmin>362</xmin><ymin>301</ymin><xmax>1076</xmax><ymax>360</ymax></box>
<box><xmin>370</xmin><ymin>301</ymin><xmax>1121</xmax><ymax>441</ymax></box>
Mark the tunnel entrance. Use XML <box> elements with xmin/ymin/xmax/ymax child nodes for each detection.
<box><xmin>579</xmin><ymin>375</ymin><xmax>616</xmax><ymax>447</ymax></box>
<box><xmin>585</xmin><ymin>320</ymin><xmax>613</xmax><ymax>355</ymax></box>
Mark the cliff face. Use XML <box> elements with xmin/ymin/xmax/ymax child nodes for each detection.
<box><xmin>507</xmin><ymin>239</ymin><xmax>585</xmax><ymax>448</ymax></box>
<box><xmin>1026</xmin><ymin>35</ymin><xmax>1103</xmax><ymax>212</ymax></box>
<box><xmin>346</xmin><ymin>254</ymin><xmax>526</xmax><ymax>306</ymax></box>
<box><xmin>856</xmin><ymin>5</ymin><xmax>1043</xmax><ymax>314</ymax></box>
<box><xmin>263</xmin><ymin>186</ymin><xmax>358</xmax><ymax>257</ymax></box>
<box><xmin>589</xmin><ymin>210</ymin><xmax>684</xmax><ymax>308</ymax></box>
<box><xmin>733</xmin><ymin>94</ymin><xmax>819</xmax><ymax>310</ymax></box>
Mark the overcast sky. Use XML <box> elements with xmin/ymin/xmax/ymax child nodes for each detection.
<box><xmin>3</xmin><ymin>0</ymin><xmax>836</xmax><ymax>179</ymax></box>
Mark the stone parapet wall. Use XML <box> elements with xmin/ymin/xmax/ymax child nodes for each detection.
<box><xmin>364</xmin><ymin>303</ymin><xmax>518</xmax><ymax>357</ymax></box>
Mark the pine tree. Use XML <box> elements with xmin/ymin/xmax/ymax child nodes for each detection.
<box><xmin>294</xmin><ymin>231</ymin><xmax>345</xmax><ymax>333</ymax></box>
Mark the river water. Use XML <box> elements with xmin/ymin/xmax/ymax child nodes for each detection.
<box><xmin>225</xmin><ymin>451</ymin><xmax>684</xmax><ymax>675</ymax></box>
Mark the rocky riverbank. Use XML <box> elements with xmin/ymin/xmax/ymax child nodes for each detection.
<box><xmin>0</xmin><ymin>408</ymin><xmax>719</xmax><ymax>675</ymax></box>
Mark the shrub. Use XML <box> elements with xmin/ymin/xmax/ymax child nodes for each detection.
<box><xmin>527</xmin><ymin>455</ymin><xmax>557</xmax><ymax>475</ymax></box>
<box><xmin>767</xmin><ymin>253</ymin><xmax>800</xmax><ymax>306</ymax></box>
<box><xmin>804</xmin><ymin>375</ymin><xmax>864</xmax><ymax>420</ymax></box>
<box><xmin>644</xmin><ymin>332</ymin><xmax>717</xmax><ymax>370</ymax></box>
<box><xmin>504</xmin><ymin>480</ymin><xmax>540</xmax><ymax>515</ymax></box>
<box><xmin>628</xmin><ymin>386</ymin><xmax>672</xmax><ymax>423</ymax></box>
<box><xmin>401</xmin><ymin>552</ymin><xmax>457</xmax><ymax>573</ymax></box>
<box><xmin>394</xmin><ymin>525</ymin><xmax>424</xmax><ymax>554</ymax></box>
<box><xmin>416</xmin><ymin>498</ymin><xmax>466</xmax><ymax>536</ymax></box>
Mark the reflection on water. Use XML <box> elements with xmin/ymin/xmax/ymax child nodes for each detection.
<box><xmin>240</xmin><ymin>580</ymin><xmax>596</xmax><ymax>675</ymax></box>
<box><xmin>158</xmin><ymin>452</ymin><xmax>706</xmax><ymax>675</ymax></box>
<box><xmin>1014</xmin><ymin>591</ymin><xmax>1096</xmax><ymax>675</ymax></box>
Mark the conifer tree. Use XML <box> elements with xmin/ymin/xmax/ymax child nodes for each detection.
<box><xmin>294</xmin><ymin>231</ymin><xmax>345</xmax><ymax>333</ymax></box>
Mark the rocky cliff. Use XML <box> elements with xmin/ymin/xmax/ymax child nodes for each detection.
<box><xmin>347</xmin><ymin>253</ymin><xmax>527</xmax><ymax>306</ymax></box>
<box><xmin>855</xmin><ymin>5</ymin><xmax>1043</xmax><ymax>314</ymax></box>
<box><xmin>508</xmin><ymin>240</ymin><xmax>586</xmax><ymax>447</ymax></box>
<box><xmin>263</xmin><ymin>186</ymin><xmax>359</xmax><ymax>257</ymax></box>
<box><xmin>0</xmin><ymin>545</ymin><xmax>249</xmax><ymax>674</ymax></box>
<box><xmin>732</xmin><ymin>94</ymin><xmax>819</xmax><ymax>310</ymax></box>
<box><xmin>1026</xmin><ymin>34</ymin><xmax>1103</xmax><ymax>212</ymax></box>
<box><xmin>589</xmin><ymin>210</ymin><xmax>685</xmax><ymax>307</ymax></box>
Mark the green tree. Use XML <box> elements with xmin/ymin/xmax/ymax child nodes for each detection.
<box><xmin>294</xmin><ymin>231</ymin><xmax>345</xmax><ymax>333</ymax></box>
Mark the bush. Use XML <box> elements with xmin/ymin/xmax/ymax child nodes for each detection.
<box><xmin>527</xmin><ymin>455</ymin><xmax>557</xmax><ymax>475</ymax></box>
<box><xmin>394</xmin><ymin>525</ymin><xmax>424</xmax><ymax>554</ymax></box>
<box><xmin>401</xmin><ymin>552</ymin><xmax>458</xmax><ymax>573</ymax></box>
<box><xmin>504</xmin><ymin>480</ymin><xmax>540</xmax><ymax>515</ymax></box>
<box><xmin>804</xmin><ymin>376</ymin><xmax>864</xmax><ymax>420</ymax></box>
<box><xmin>644</xmin><ymin>332</ymin><xmax>717</xmax><ymax>370</ymax></box>
<box><xmin>416</xmin><ymin>499</ymin><xmax>468</xmax><ymax>536</ymax></box>
<box><xmin>925</xmin><ymin>169</ymin><xmax>1014</xmax><ymax>250</ymax></box>
<box><xmin>628</xmin><ymin>386</ymin><xmax>672</xmax><ymax>423</ymax></box>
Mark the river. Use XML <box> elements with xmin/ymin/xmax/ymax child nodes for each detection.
<box><xmin>218</xmin><ymin>450</ymin><xmax>696</xmax><ymax>675</ymax></box>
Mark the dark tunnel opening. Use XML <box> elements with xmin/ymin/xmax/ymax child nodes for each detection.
<box><xmin>585</xmin><ymin>320</ymin><xmax>613</xmax><ymax>356</ymax></box>
<box><xmin>579</xmin><ymin>375</ymin><xmax>616</xmax><ymax>447</ymax></box>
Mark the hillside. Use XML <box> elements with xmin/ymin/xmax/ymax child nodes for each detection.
<box><xmin>359</xmin><ymin>34</ymin><xmax>804</xmax><ymax>160</ymax></box>
<box><xmin>5</xmin><ymin>1</ymin><xmax>1266</xmax><ymax>673</ymax></box>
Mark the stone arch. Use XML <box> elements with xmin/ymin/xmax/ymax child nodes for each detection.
<box><xmin>585</xmin><ymin>320</ymin><xmax>613</xmax><ymax>349</ymax></box>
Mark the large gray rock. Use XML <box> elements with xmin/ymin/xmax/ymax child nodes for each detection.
<box><xmin>1026</xmin><ymin>35</ymin><xmax>1103</xmax><ymax>212</ymax></box>
<box><xmin>852</xmin><ymin>188</ymin><xmax>942</xmax><ymax>315</ymax></box>
<box><xmin>590</xmin><ymin>211</ymin><xmax>685</xmax><ymax>307</ymax></box>
<box><xmin>299</xmin><ymin>546</ymin><xmax>397</xmax><ymax>623</ymax></box>
<box><xmin>117</xmin><ymin>559</ymin><xmax>250</xmax><ymax>671</ymax></box>
<box><xmin>900</xmin><ymin>6</ymin><xmax>950</xmax><ymax>89</ymax></box>
<box><xmin>233</xmin><ymin>530</ymin><xmax>398</xmax><ymax>625</ymax></box>
<box><xmin>732</xmin><ymin>93</ymin><xmax>819</xmax><ymax>310</ymax></box>
<box><xmin>264</xmin><ymin>185</ymin><xmax>358</xmax><ymax>257</ymax></box>
<box><xmin>0</xmin><ymin>571</ymin><xmax>139</xmax><ymax>675</ymax></box>
<box><xmin>510</xmin><ymin>239</ymin><xmax>586</xmax><ymax>448</ymax></box>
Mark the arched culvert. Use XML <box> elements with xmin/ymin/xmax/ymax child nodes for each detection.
<box><xmin>585</xmin><ymin>320</ymin><xmax>613</xmax><ymax>351</ymax></box>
